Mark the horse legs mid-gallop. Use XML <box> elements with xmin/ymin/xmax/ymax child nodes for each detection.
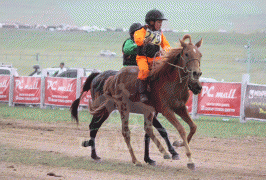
<box><xmin>100</xmin><ymin>83</ymin><xmax>171</xmax><ymax>166</ymax></box>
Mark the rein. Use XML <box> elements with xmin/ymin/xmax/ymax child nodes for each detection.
<box><xmin>166</xmin><ymin>55</ymin><xmax>200</xmax><ymax>83</ymax></box>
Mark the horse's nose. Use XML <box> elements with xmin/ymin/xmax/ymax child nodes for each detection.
<box><xmin>192</xmin><ymin>70</ymin><xmax>202</xmax><ymax>79</ymax></box>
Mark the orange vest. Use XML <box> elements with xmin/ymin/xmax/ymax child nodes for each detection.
<box><xmin>134</xmin><ymin>26</ymin><xmax>170</xmax><ymax>62</ymax></box>
<box><xmin>134</xmin><ymin>26</ymin><xmax>171</xmax><ymax>80</ymax></box>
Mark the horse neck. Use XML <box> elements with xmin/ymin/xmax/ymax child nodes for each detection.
<box><xmin>152</xmin><ymin>66</ymin><xmax>189</xmax><ymax>98</ymax></box>
<box><xmin>171</xmin><ymin>67</ymin><xmax>189</xmax><ymax>91</ymax></box>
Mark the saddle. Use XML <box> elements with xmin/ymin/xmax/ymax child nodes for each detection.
<box><xmin>146</xmin><ymin>60</ymin><xmax>162</xmax><ymax>92</ymax></box>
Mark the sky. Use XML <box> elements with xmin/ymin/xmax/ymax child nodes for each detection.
<box><xmin>0</xmin><ymin>0</ymin><xmax>265</xmax><ymax>33</ymax></box>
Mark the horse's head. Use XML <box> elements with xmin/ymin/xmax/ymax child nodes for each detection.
<box><xmin>179</xmin><ymin>34</ymin><xmax>203</xmax><ymax>80</ymax></box>
<box><xmin>179</xmin><ymin>35</ymin><xmax>203</xmax><ymax>94</ymax></box>
<box><xmin>150</xmin><ymin>34</ymin><xmax>203</xmax><ymax>95</ymax></box>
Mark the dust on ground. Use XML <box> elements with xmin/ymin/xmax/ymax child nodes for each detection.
<box><xmin>0</xmin><ymin>118</ymin><xmax>265</xmax><ymax>180</ymax></box>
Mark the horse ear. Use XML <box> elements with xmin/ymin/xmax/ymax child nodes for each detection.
<box><xmin>195</xmin><ymin>38</ymin><xmax>203</xmax><ymax>48</ymax></box>
<box><xmin>179</xmin><ymin>39</ymin><xmax>186</xmax><ymax>47</ymax></box>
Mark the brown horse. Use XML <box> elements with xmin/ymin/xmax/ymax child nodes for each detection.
<box><xmin>71</xmin><ymin>70</ymin><xmax>179</xmax><ymax>166</ymax></box>
<box><xmin>87</xmin><ymin>34</ymin><xmax>203</xmax><ymax>169</ymax></box>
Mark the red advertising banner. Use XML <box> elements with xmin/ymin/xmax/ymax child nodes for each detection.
<box><xmin>186</xmin><ymin>91</ymin><xmax>193</xmax><ymax>113</ymax></box>
<box><xmin>197</xmin><ymin>82</ymin><xmax>241</xmax><ymax>116</ymax></box>
<box><xmin>0</xmin><ymin>76</ymin><xmax>10</xmax><ymax>102</ymax></box>
<box><xmin>45</xmin><ymin>77</ymin><xmax>77</xmax><ymax>106</ymax></box>
<box><xmin>13</xmin><ymin>77</ymin><xmax>41</xmax><ymax>104</ymax></box>
<box><xmin>80</xmin><ymin>77</ymin><xmax>92</xmax><ymax>106</ymax></box>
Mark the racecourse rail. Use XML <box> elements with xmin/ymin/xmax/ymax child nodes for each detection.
<box><xmin>0</xmin><ymin>70</ymin><xmax>265</xmax><ymax>123</ymax></box>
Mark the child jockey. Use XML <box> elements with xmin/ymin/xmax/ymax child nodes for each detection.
<box><xmin>134</xmin><ymin>9</ymin><xmax>171</xmax><ymax>103</ymax></box>
<box><xmin>122</xmin><ymin>23</ymin><xmax>142</xmax><ymax>66</ymax></box>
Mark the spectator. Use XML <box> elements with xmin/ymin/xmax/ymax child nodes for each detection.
<box><xmin>54</xmin><ymin>62</ymin><xmax>66</xmax><ymax>76</ymax></box>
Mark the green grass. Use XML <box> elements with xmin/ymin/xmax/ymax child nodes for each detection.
<box><xmin>1</xmin><ymin>103</ymin><xmax>265</xmax><ymax>138</ymax></box>
<box><xmin>1</xmin><ymin>29</ymin><xmax>266</xmax><ymax>84</ymax></box>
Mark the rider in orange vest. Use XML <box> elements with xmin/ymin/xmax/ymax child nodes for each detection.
<box><xmin>134</xmin><ymin>9</ymin><xmax>170</xmax><ymax>103</ymax></box>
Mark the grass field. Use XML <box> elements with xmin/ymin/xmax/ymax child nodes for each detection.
<box><xmin>0</xmin><ymin>103</ymin><xmax>265</xmax><ymax>139</ymax></box>
<box><xmin>0</xmin><ymin>28</ymin><xmax>266</xmax><ymax>84</ymax></box>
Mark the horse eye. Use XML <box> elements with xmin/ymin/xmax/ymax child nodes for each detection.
<box><xmin>185</xmin><ymin>53</ymin><xmax>189</xmax><ymax>57</ymax></box>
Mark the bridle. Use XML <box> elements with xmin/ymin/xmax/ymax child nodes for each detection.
<box><xmin>165</xmin><ymin>51</ymin><xmax>201</xmax><ymax>83</ymax></box>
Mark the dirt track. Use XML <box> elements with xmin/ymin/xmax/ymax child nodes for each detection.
<box><xmin>0</xmin><ymin>118</ymin><xmax>266</xmax><ymax>180</ymax></box>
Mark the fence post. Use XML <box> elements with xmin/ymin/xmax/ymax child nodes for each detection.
<box><xmin>76</xmin><ymin>68</ymin><xmax>83</xmax><ymax>99</ymax></box>
<box><xmin>240</xmin><ymin>74</ymin><xmax>250</xmax><ymax>123</ymax></box>
<box><xmin>8</xmin><ymin>75</ymin><xmax>14</xmax><ymax>107</ymax></box>
<box><xmin>40</xmin><ymin>69</ymin><xmax>47</xmax><ymax>109</ymax></box>
<box><xmin>191</xmin><ymin>94</ymin><xmax>199</xmax><ymax>119</ymax></box>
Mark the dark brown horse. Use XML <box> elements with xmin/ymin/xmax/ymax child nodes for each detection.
<box><xmin>71</xmin><ymin>70</ymin><xmax>180</xmax><ymax>166</ymax></box>
<box><xmin>82</xmin><ymin>34</ymin><xmax>203</xmax><ymax>169</ymax></box>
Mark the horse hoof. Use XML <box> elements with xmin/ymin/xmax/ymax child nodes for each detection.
<box><xmin>92</xmin><ymin>157</ymin><xmax>101</xmax><ymax>162</ymax></box>
<box><xmin>172</xmin><ymin>154</ymin><xmax>180</xmax><ymax>160</ymax></box>
<box><xmin>82</xmin><ymin>141</ymin><xmax>90</xmax><ymax>147</ymax></box>
<box><xmin>134</xmin><ymin>161</ymin><xmax>142</xmax><ymax>167</ymax></box>
<box><xmin>187</xmin><ymin>163</ymin><xmax>196</xmax><ymax>170</ymax></box>
<box><xmin>164</xmin><ymin>154</ymin><xmax>171</xmax><ymax>159</ymax></box>
<box><xmin>145</xmin><ymin>158</ymin><xmax>156</xmax><ymax>166</ymax></box>
<box><xmin>173</xmin><ymin>140</ymin><xmax>181</xmax><ymax>147</ymax></box>
<box><xmin>91</xmin><ymin>155</ymin><xmax>101</xmax><ymax>161</ymax></box>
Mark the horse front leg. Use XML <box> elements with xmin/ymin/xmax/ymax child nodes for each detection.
<box><xmin>144</xmin><ymin>111</ymin><xmax>171</xmax><ymax>160</ymax></box>
<box><xmin>172</xmin><ymin>106</ymin><xmax>197</xmax><ymax>148</ymax></box>
<box><xmin>162</xmin><ymin>108</ymin><xmax>195</xmax><ymax>170</ymax></box>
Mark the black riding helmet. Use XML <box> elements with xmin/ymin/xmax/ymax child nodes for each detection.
<box><xmin>129</xmin><ymin>23</ymin><xmax>142</xmax><ymax>34</ymax></box>
<box><xmin>145</xmin><ymin>9</ymin><xmax>167</xmax><ymax>25</ymax></box>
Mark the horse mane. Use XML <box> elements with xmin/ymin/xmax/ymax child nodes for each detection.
<box><xmin>149</xmin><ymin>34</ymin><xmax>193</xmax><ymax>80</ymax></box>
<box><xmin>150</xmin><ymin>47</ymin><xmax>183</xmax><ymax>80</ymax></box>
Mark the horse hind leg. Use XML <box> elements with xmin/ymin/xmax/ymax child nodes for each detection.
<box><xmin>120</xmin><ymin>103</ymin><xmax>141</xmax><ymax>166</ymax></box>
<box><xmin>152</xmin><ymin>116</ymin><xmax>180</xmax><ymax>160</ymax></box>
<box><xmin>144</xmin><ymin>115</ymin><xmax>180</xmax><ymax>165</ymax></box>
<box><xmin>82</xmin><ymin>108</ymin><xmax>110</xmax><ymax>160</ymax></box>
<box><xmin>144</xmin><ymin>133</ymin><xmax>156</xmax><ymax>165</ymax></box>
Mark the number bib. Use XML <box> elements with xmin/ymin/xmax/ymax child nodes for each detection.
<box><xmin>145</xmin><ymin>29</ymin><xmax>162</xmax><ymax>45</ymax></box>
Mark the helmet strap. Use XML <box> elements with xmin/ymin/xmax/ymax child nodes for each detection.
<box><xmin>148</xmin><ymin>21</ymin><xmax>156</xmax><ymax>30</ymax></box>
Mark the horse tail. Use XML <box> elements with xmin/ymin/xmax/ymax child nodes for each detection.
<box><xmin>88</xmin><ymin>95</ymin><xmax>109</xmax><ymax>116</ymax></box>
<box><xmin>70</xmin><ymin>72</ymin><xmax>101</xmax><ymax>124</ymax></box>
<box><xmin>87</xmin><ymin>75</ymin><xmax>116</xmax><ymax>116</ymax></box>
<box><xmin>82</xmin><ymin>72</ymin><xmax>101</xmax><ymax>92</ymax></box>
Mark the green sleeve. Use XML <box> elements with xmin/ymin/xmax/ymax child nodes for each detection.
<box><xmin>123</xmin><ymin>39</ymin><xmax>137</xmax><ymax>55</ymax></box>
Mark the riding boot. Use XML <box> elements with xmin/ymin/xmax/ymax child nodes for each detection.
<box><xmin>137</xmin><ymin>79</ymin><xmax>148</xmax><ymax>103</ymax></box>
